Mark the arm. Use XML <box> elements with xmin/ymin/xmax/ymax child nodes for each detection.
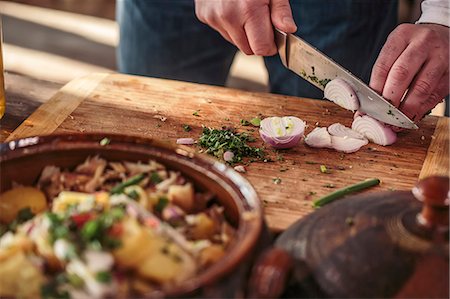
<box><xmin>194</xmin><ymin>0</ymin><xmax>297</xmax><ymax>56</ymax></box>
<box><xmin>369</xmin><ymin>0</ymin><xmax>449</xmax><ymax>122</ymax></box>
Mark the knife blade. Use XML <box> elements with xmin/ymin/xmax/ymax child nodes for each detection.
<box><xmin>275</xmin><ymin>29</ymin><xmax>418</xmax><ymax>129</ymax></box>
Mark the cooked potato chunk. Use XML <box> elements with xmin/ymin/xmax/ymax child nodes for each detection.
<box><xmin>0</xmin><ymin>187</ymin><xmax>47</xmax><ymax>224</ymax></box>
<box><xmin>0</xmin><ymin>251</ymin><xmax>45</xmax><ymax>298</ymax></box>
<box><xmin>167</xmin><ymin>183</ymin><xmax>194</xmax><ymax>213</ymax></box>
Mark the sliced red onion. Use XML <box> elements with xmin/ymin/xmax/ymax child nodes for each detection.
<box><xmin>352</xmin><ymin>115</ymin><xmax>397</xmax><ymax>146</ymax></box>
<box><xmin>331</xmin><ymin>136</ymin><xmax>368</xmax><ymax>153</ymax></box>
<box><xmin>328</xmin><ymin>123</ymin><xmax>367</xmax><ymax>140</ymax></box>
<box><xmin>304</xmin><ymin>127</ymin><xmax>332</xmax><ymax>148</ymax></box>
<box><xmin>223</xmin><ymin>151</ymin><xmax>235</xmax><ymax>162</ymax></box>
<box><xmin>259</xmin><ymin>116</ymin><xmax>306</xmax><ymax>149</ymax></box>
<box><xmin>324</xmin><ymin>78</ymin><xmax>359</xmax><ymax>111</ymax></box>
<box><xmin>176</xmin><ymin>138</ymin><xmax>195</xmax><ymax>145</ymax></box>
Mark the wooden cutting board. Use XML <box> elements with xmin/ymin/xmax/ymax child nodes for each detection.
<box><xmin>7</xmin><ymin>73</ymin><xmax>449</xmax><ymax>231</ymax></box>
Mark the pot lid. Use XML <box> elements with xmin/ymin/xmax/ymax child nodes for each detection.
<box><xmin>275</xmin><ymin>176</ymin><xmax>449</xmax><ymax>298</ymax></box>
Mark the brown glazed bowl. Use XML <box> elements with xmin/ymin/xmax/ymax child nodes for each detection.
<box><xmin>0</xmin><ymin>133</ymin><xmax>265</xmax><ymax>298</ymax></box>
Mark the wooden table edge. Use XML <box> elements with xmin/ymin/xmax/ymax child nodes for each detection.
<box><xmin>5</xmin><ymin>72</ymin><xmax>110</xmax><ymax>142</ymax></box>
<box><xmin>419</xmin><ymin>117</ymin><xmax>450</xmax><ymax>179</ymax></box>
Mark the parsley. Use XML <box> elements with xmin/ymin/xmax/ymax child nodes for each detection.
<box><xmin>198</xmin><ymin>127</ymin><xmax>264</xmax><ymax>163</ymax></box>
<box><xmin>240</xmin><ymin>119</ymin><xmax>250</xmax><ymax>126</ymax></box>
<box><xmin>155</xmin><ymin>196</ymin><xmax>169</xmax><ymax>213</ymax></box>
<box><xmin>150</xmin><ymin>172</ymin><xmax>162</xmax><ymax>184</ymax></box>
<box><xmin>95</xmin><ymin>271</ymin><xmax>112</xmax><ymax>283</ymax></box>
<box><xmin>273</xmin><ymin>178</ymin><xmax>282</xmax><ymax>185</ymax></box>
<box><xmin>320</xmin><ymin>165</ymin><xmax>331</xmax><ymax>174</ymax></box>
<box><xmin>182</xmin><ymin>124</ymin><xmax>192</xmax><ymax>132</ymax></box>
<box><xmin>193</xmin><ymin>110</ymin><xmax>200</xmax><ymax>117</ymax></box>
<box><xmin>110</xmin><ymin>173</ymin><xmax>145</xmax><ymax>194</ymax></box>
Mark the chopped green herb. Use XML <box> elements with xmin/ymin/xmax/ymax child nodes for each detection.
<box><xmin>126</xmin><ymin>189</ymin><xmax>140</xmax><ymax>200</ymax></box>
<box><xmin>250</xmin><ymin>117</ymin><xmax>261</xmax><ymax>126</ymax></box>
<box><xmin>305</xmin><ymin>161</ymin><xmax>318</xmax><ymax>165</ymax></box>
<box><xmin>240</xmin><ymin>119</ymin><xmax>250</xmax><ymax>126</ymax></box>
<box><xmin>155</xmin><ymin>196</ymin><xmax>169</xmax><ymax>213</ymax></box>
<box><xmin>198</xmin><ymin>127</ymin><xmax>264</xmax><ymax>163</ymax></box>
<box><xmin>81</xmin><ymin>220</ymin><xmax>101</xmax><ymax>241</ymax></box>
<box><xmin>323</xmin><ymin>183</ymin><xmax>335</xmax><ymax>188</ymax></box>
<box><xmin>273</xmin><ymin>178</ymin><xmax>282</xmax><ymax>185</ymax></box>
<box><xmin>308</xmin><ymin>191</ymin><xmax>317</xmax><ymax>196</ymax></box>
<box><xmin>193</xmin><ymin>110</ymin><xmax>200</xmax><ymax>117</ymax></box>
<box><xmin>279</xmin><ymin>166</ymin><xmax>289</xmax><ymax>172</ymax></box>
<box><xmin>224</xmin><ymin>117</ymin><xmax>230</xmax><ymax>121</ymax></box>
<box><xmin>67</xmin><ymin>273</ymin><xmax>84</xmax><ymax>288</ymax></box>
<box><xmin>99</xmin><ymin>138</ymin><xmax>110</xmax><ymax>146</ymax></box>
<box><xmin>156</xmin><ymin>124</ymin><xmax>161</xmax><ymax>128</ymax></box>
<box><xmin>95</xmin><ymin>271</ymin><xmax>112</xmax><ymax>283</ymax></box>
<box><xmin>276</xmin><ymin>153</ymin><xmax>285</xmax><ymax>162</ymax></box>
<box><xmin>150</xmin><ymin>172</ymin><xmax>163</xmax><ymax>184</ymax></box>
<box><xmin>110</xmin><ymin>173</ymin><xmax>146</xmax><ymax>194</ymax></box>
<box><xmin>16</xmin><ymin>207</ymin><xmax>34</xmax><ymax>223</ymax></box>
<box><xmin>182</xmin><ymin>124</ymin><xmax>192</xmax><ymax>132</ymax></box>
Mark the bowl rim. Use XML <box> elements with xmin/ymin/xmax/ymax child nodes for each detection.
<box><xmin>1</xmin><ymin>133</ymin><xmax>264</xmax><ymax>297</ymax></box>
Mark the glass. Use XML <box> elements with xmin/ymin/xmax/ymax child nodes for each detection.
<box><xmin>0</xmin><ymin>18</ymin><xmax>5</xmax><ymax>119</ymax></box>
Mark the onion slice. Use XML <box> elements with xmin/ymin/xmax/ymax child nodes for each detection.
<box><xmin>352</xmin><ymin>115</ymin><xmax>397</xmax><ymax>146</ymax></box>
<box><xmin>259</xmin><ymin>116</ymin><xmax>306</xmax><ymax>149</ymax></box>
<box><xmin>324</xmin><ymin>78</ymin><xmax>359</xmax><ymax>111</ymax></box>
<box><xmin>328</xmin><ymin>123</ymin><xmax>367</xmax><ymax>140</ymax></box>
<box><xmin>331</xmin><ymin>136</ymin><xmax>368</xmax><ymax>153</ymax></box>
<box><xmin>305</xmin><ymin>127</ymin><xmax>332</xmax><ymax>148</ymax></box>
<box><xmin>176</xmin><ymin>138</ymin><xmax>195</xmax><ymax>145</ymax></box>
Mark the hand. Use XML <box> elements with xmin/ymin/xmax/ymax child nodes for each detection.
<box><xmin>370</xmin><ymin>23</ymin><xmax>449</xmax><ymax>123</ymax></box>
<box><xmin>195</xmin><ymin>0</ymin><xmax>297</xmax><ymax>56</ymax></box>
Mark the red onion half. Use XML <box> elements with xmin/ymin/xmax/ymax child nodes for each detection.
<box><xmin>324</xmin><ymin>78</ymin><xmax>359</xmax><ymax>111</ymax></box>
<box><xmin>259</xmin><ymin>116</ymin><xmax>306</xmax><ymax>149</ymax></box>
<box><xmin>352</xmin><ymin>115</ymin><xmax>397</xmax><ymax>146</ymax></box>
<box><xmin>304</xmin><ymin>127</ymin><xmax>332</xmax><ymax>148</ymax></box>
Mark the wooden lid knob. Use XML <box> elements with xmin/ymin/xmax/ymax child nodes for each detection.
<box><xmin>412</xmin><ymin>176</ymin><xmax>449</xmax><ymax>228</ymax></box>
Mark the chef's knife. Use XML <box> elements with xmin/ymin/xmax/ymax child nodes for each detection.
<box><xmin>275</xmin><ymin>29</ymin><xmax>418</xmax><ymax>129</ymax></box>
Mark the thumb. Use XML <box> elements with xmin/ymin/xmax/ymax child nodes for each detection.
<box><xmin>270</xmin><ymin>0</ymin><xmax>297</xmax><ymax>33</ymax></box>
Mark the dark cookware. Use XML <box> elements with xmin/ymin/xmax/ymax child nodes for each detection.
<box><xmin>250</xmin><ymin>176</ymin><xmax>449</xmax><ymax>298</ymax></box>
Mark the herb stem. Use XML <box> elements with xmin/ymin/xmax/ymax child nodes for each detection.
<box><xmin>313</xmin><ymin>178</ymin><xmax>380</xmax><ymax>208</ymax></box>
<box><xmin>110</xmin><ymin>173</ymin><xmax>146</xmax><ymax>194</ymax></box>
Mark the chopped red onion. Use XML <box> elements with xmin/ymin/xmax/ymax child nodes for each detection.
<box><xmin>331</xmin><ymin>136</ymin><xmax>369</xmax><ymax>153</ymax></box>
<box><xmin>304</xmin><ymin>127</ymin><xmax>332</xmax><ymax>148</ymax></box>
<box><xmin>352</xmin><ymin>115</ymin><xmax>397</xmax><ymax>146</ymax></box>
<box><xmin>259</xmin><ymin>116</ymin><xmax>306</xmax><ymax>149</ymax></box>
<box><xmin>233</xmin><ymin>165</ymin><xmax>246</xmax><ymax>173</ymax></box>
<box><xmin>176</xmin><ymin>138</ymin><xmax>195</xmax><ymax>145</ymax></box>
<box><xmin>328</xmin><ymin>123</ymin><xmax>367</xmax><ymax>140</ymax></box>
<box><xmin>223</xmin><ymin>151</ymin><xmax>235</xmax><ymax>162</ymax></box>
<box><xmin>324</xmin><ymin>78</ymin><xmax>359</xmax><ymax>111</ymax></box>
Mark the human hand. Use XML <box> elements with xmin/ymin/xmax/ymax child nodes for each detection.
<box><xmin>195</xmin><ymin>0</ymin><xmax>297</xmax><ymax>56</ymax></box>
<box><xmin>370</xmin><ymin>23</ymin><xmax>449</xmax><ymax>123</ymax></box>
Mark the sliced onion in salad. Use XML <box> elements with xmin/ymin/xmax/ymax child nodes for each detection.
<box><xmin>259</xmin><ymin>116</ymin><xmax>306</xmax><ymax>149</ymax></box>
<box><xmin>324</xmin><ymin>78</ymin><xmax>359</xmax><ymax>111</ymax></box>
<box><xmin>328</xmin><ymin>123</ymin><xmax>367</xmax><ymax>140</ymax></box>
<box><xmin>352</xmin><ymin>115</ymin><xmax>397</xmax><ymax>146</ymax></box>
<box><xmin>304</xmin><ymin>127</ymin><xmax>332</xmax><ymax>148</ymax></box>
<box><xmin>331</xmin><ymin>136</ymin><xmax>369</xmax><ymax>153</ymax></box>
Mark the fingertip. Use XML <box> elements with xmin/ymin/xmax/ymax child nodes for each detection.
<box><xmin>273</xmin><ymin>17</ymin><xmax>297</xmax><ymax>33</ymax></box>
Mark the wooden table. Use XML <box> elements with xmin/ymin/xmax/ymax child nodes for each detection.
<box><xmin>2</xmin><ymin>72</ymin><xmax>449</xmax><ymax>232</ymax></box>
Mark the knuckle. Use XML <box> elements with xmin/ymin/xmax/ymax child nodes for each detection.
<box><xmin>390</xmin><ymin>64</ymin><xmax>410</xmax><ymax>83</ymax></box>
<box><xmin>373</xmin><ymin>61</ymin><xmax>391</xmax><ymax>78</ymax></box>
<box><xmin>412</xmin><ymin>79</ymin><xmax>432</xmax><ymax>98</ymax></box>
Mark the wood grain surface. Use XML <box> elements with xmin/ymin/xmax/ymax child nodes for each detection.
<box><xmin>7</xmin><ymin>73</ymin><xmax>449</xmax><ymax>231</ymax></box>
